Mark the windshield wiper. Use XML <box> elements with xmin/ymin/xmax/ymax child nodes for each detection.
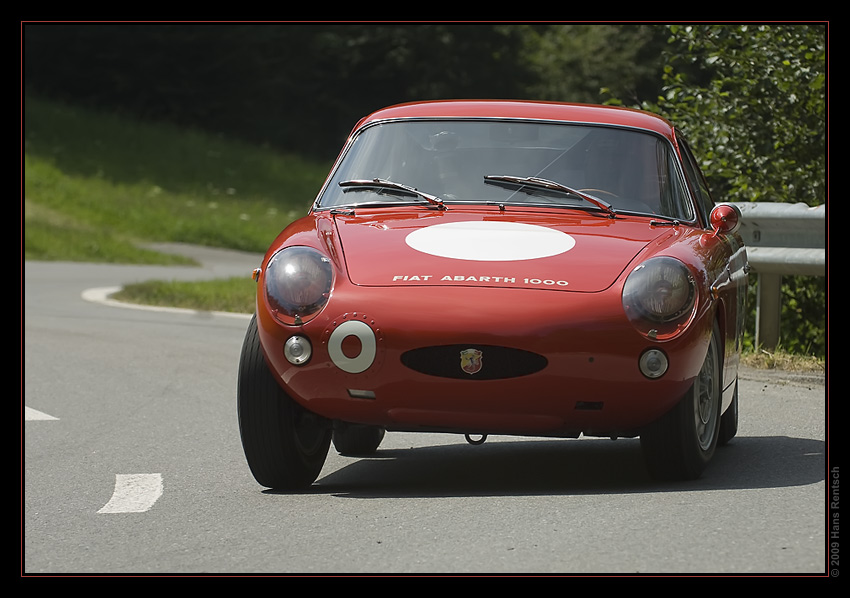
<box><xmin>483</xmin><ymin>175</ymin><xmax>616</xmax><ymax>216</ymax></box>
<box><xmin>339</xmin><ymin>178</ymin><xmax>447</xmax><ymax>210</ymax></box>
<box><xmin>649</xmin><ymin>218</ymin><xmax>681</xmax><ymax>227</ymax></box>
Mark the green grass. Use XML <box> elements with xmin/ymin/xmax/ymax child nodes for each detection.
<box><xmin>24</xmin><ymin>95</ymin><xmax>328</xmax><ymax>260</ymax></box>
<box><xmin>24</xmin><ymin>94</ymin><xmax>318</xmax><ymax>313</ymax></box>
<box><xmin>111</xmin><ymin>277</ymin><xmax>257</xmax><ymax>315</ymax></box>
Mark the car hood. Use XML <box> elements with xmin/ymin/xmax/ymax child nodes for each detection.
<box><xmin>333</xmin><ymin>209</ymin><xmax>670</xmax><ymax>292</ymax></box>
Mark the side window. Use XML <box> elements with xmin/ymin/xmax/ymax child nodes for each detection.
<box><xmin>678</xmin><ymin>136</ymin><xmax>715</xmax><ymax>225</ymax></box>
<box><xmin>661</xmin><ymin>146</ymin><xmax>694</xmax><ymax>221</ymax></box>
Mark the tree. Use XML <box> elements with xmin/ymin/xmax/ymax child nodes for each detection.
<box><xmin>521</xmin><ymin>24</ymin><xmax>669</xmax><ymax>106</ymax></box>
<box><xmin>612</xmin><ymin>24</ymin><xmax>827</xmax><ymax>358</ymax></box>
<box><xmin>633</xmin><ymin>24</ymin><xmax>826</xmax><ymax>207</ymax></box>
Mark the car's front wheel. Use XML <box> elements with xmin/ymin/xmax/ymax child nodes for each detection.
<box><xmin>237</xmin><ymin>315</ymin><xmax>331</xmax><ymax>490</ymax></box>
<box><xmin>641</xmin><ymin>321</ymin><xmax>722</xmax><ymax>481</ymax></box>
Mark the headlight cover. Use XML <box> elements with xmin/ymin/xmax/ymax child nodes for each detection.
<box><xmin>264</xmin><ymin>246</ymin><xmax>333</xmax><ymax>325</ymax></box>
<box><xmin>622</xmin><ymin>256</ymin><xmax>696</xmax><ymax>340</ymax></box>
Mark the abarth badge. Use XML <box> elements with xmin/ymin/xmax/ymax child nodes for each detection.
<box><xmin>460</xmin><ymin>348</ymin><xmax>483</xmax><ymax>375</ymax></box>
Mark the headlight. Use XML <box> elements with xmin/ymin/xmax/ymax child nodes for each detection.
<box><xmin>622</xmin><ymin>256</ymin><xmax>696</xmax><ymax>340</ymax></box>
<box><xmin>264</xmin><ymin>246</ymin><xmax>333</xmax><ymax>325</ymax></box>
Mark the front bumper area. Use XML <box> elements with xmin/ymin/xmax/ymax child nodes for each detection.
<box><xmin>256</xmin><ymin>284</ymin><xmax>710</xmax><ymax>438</ymax></box>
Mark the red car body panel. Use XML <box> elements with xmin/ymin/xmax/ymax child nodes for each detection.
<box><xmin>336</xmin><ymin>208</ymin><xmax>658</xmax><ymax>292</ymax></box>
<box><xmin>349</xmin><ymin>100</ymin><xmax>677</xmax><ymax>140</ymax></box>
<box><xmin>252</xmin><ymin>101</ymin><xmax>747</xmax><ymax>440</ymax></box>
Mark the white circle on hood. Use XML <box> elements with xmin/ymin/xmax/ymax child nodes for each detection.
<box><xmin>405</xmin><ymin>221</ymin><xmax>575</xmax><ymax>261</ymax></box>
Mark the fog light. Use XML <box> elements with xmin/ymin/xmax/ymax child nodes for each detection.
<box><xmin>284</xmin><ymin>335</ymin><xmax>312</xmax><ymax>365</ymax></box>
<box><xmin>639</xmin><ymin>349</ymin><xmax>668</xmax><ymax>379</ymax></box>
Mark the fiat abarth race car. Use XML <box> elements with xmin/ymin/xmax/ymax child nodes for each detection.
<box><xmin>237</xmin><ymin>100</ymin><xmax>749</xmax><ymax>489</ymax></box>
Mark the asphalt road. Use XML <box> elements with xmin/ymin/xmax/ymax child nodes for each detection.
<box><xmin>23</xmin><ymin>245</ymin><xmax>830</xmax><ymax>575</ymax></box>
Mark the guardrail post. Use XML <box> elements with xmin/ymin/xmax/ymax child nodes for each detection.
<box><xmin>755</xmin><ymin>272</ymin><xmax>782</xmax><ymax>350</ymax></box>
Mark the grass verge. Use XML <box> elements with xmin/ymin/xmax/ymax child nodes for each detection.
<box><xmin>740</xmin><ymin>349</ymin><xmax>825</xmax><ymax>374</ymax></box>
<box><xmin>112</xmin><ymin>277</ymin><xmax>257</xmax><ymax>315</ymax></box>
<box><xmin>24</xmin><ymin>95</ymin><xmax>328</xmax><ymax>261</ymax></box>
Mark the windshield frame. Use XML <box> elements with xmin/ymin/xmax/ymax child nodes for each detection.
<box><xmin>312</xmin><ymin>116</ymin><xmax>698</xmax><ymax>223</ymax></box>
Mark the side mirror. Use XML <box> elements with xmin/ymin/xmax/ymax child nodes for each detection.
<box><xmin>709</xmin><ymin>203</ymin><xmax>742</xmax><ymax>236</ymax></box>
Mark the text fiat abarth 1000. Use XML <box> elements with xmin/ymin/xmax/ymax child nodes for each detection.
<box><xmin>237</xmin><ymin>100</ymin><xmax>748</xmax><ymax>489</ymax></box>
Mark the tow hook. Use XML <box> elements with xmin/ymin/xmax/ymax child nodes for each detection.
<box><xmin>465</xmin><ymin>433</ymin><xmax>487</xmax><ymax>445</ymax></box>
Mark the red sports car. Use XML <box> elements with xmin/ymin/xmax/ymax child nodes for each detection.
<box><xmin>237</xmin><ymin>100</ymin><xmax>749</xmax><ymax>489</ymax></box>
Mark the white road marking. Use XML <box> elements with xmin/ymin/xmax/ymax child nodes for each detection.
<box><xmin>25</xmin><ymin>407</ymin><xmax>59</xmax><ymax>421</ymax></box>
<box><xmin>98</xmin><ymin>474</ymin><xmax>163</xmax><ymax>514</ymax></box>
<box><xmin>82</xmin><ymin>286</ymin><xmax>251</xmax><ymax>319</ymax></box>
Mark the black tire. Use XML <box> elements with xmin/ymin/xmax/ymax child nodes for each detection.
<box><xmin>718</xmin><ymin>382</ymin><xmax>739</xmax><ymax>446</ymax></box>
<box><xmin>237</xmin><ymin>315</ymin><xmax>331</xmax><ymax>489</ymax></box>
<box><xmin>333</xmin><ymin>422</ymin><xmax>386</xmax><ymax>456</ymax></box>
<box><xmin>641</xmin><ymin>321</ymin><xmax>723</xmax><ymax>481</ymax></box>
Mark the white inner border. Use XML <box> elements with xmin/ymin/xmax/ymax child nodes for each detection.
<box><xmin>405</xmin><ymin>221</ymin><xmax>575</xmax><ymax>261</ymax></box>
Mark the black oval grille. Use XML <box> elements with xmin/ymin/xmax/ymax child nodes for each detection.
<box><xmin>401</xmin><ymin>344</ymin><xmax>548</xmax><ymax>380</ymax></box>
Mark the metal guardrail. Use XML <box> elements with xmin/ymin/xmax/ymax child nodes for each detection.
<box><xmin>730</xmin><ymin>202</ymin><xmax>826</xmax><ymax>350</ymax></box>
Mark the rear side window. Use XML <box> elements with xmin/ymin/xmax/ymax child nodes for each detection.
<box><xmin>677</xmin><ymin>136</ymin><xmax>715</xmax><ymax>226</ymax></box>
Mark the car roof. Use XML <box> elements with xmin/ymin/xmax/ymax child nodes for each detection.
<box><xmin>353</xmin><ymin>100</ymin><xmax>677</xmax><ymax>140</ymax></box>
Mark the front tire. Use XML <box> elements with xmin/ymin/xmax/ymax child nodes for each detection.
<box><xmin>238</xmin><ymin>315</ymin><xmax>331</xmax><ymax>489</ymax></box>
<box><xmin>641</xmin><ymin>321</ymin><xmax>722</xmax><ymax>481</ymax></box>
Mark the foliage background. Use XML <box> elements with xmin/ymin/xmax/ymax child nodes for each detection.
<box><xmin>22</xmin><ymin>23</ymin><xmax>827</xmax><ymax>356</ymax></box>
<box><xmin>612</xmin><ymin>24</ymin><xmax>827</xmax><ymax>356</ymax></box>
<box><xmin>23</xmin><ymin>24</ymin><xmax>674</xmax><ymax>157</ymax></box>
<box><xmin>24</xmin><ymin>24</ymin><xmax>826</xmax><ymax>202</ymax></box>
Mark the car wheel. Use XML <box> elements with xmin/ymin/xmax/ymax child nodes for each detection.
<box><xmin>640</xmin><ymin>321</ymin><xmax>722</xmax><ymax>481</ymax></box>
<box><xmin>237</xmin><ymin>315</ymin><xmax>331</xmax><ymax>489</ymax></box>
<box><xmin>718</xmin><ymin>381</ymin><xmax>739</xmax><ymax>446</ymax></box>
<box><xmin>332</xmin><ymin>422</ymin><xmax>386</xmax><ymax>456</ymax></box>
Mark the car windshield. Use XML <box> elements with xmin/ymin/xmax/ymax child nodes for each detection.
<box><xmin>317</xmin><ymin>119</ymin><xmax>694</xmax><ymax>220</ymax></box>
